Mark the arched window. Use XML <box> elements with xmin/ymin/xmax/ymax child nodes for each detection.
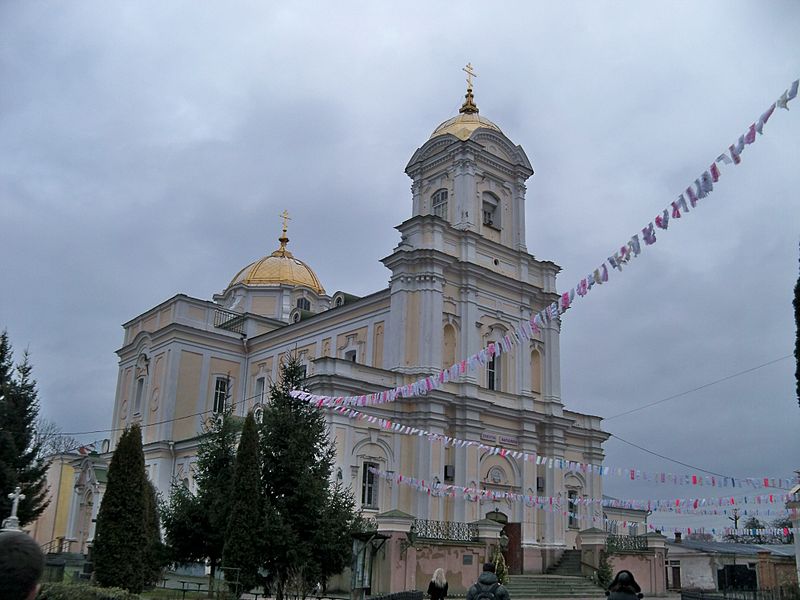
<box><xmin>432</xmin><ymin>189</ymin><xmax>448</xmax><ymax>219</ymax></box>
<box><xmin>531</xmin><ymin>349</ymin><xmax>542</xmax><ymax>393</ymax></box>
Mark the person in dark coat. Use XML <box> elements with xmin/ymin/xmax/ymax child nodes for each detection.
<box><xmin>466</xmin><ymin>563</ymin><xmax>511</xmax><ymax>600</ymax></box>
<box><xmin>427</xmin><ymin>568</ymin><xmax>448</xmax><ymax>600</ymax></box>
<box><xmin>606</xmin><ymin>570</ymin><xmax>643</xmax><ymax>600</ymax></box>
<box><xmin>0</xmin><ymin>531</ymin><xmax>45</xmax><ymax>600</ymax></box>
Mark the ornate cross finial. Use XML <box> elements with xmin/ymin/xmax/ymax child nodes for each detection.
<box><xmin>280</xmin><ymin>209</ymin><xmax>291</xmax><ymax>236</ymax></box>
<box><xmin>459</xmin><ymin>63</ymin><xmax>479</xmax><ymax>115</ymax></box>
<box><xmin>277</xmin><ymin>210</ymin><xmax>291</xmax><ymax>254</ymax></box>
<box><xmin>463</xmin><ymin>63</ymin><xmax>477</xmax><ymax>89</ymax></box>
<box><xmin>2</xmin><ymin>486</ymin><xmax>25</xmax><ymax>531</ymax></box>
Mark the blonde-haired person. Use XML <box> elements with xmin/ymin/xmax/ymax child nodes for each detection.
<box><xmin>427</xmin><ymin>568</ymin><xmax>449</xmax><ymax>600</ymax></box>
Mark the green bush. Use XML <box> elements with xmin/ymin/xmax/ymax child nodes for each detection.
<box><xmin>37</xmin><ymin>582</ymin><xmax>140</xmax><ymax>600</ymax></box>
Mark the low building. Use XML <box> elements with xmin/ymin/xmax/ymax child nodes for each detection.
<box><xmin>665</xmin><ymin>535</ymin><xmax>797</xmax><ymax>591</ymax></box>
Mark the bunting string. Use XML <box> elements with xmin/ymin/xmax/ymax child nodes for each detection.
<box><xmin>290</xmin><ymin>76</ymin><xmax>799</xmax><ymax>410</ymax></box>
<box><xmin>370</xmin><ymin>468</ymin><xmax>798</xmax><ymax>536</ymax></box>
<box><xmin>319</xmin><ymin>403</ymin><xmax>794</xmax><ymax>489</ymax></box>
<box><xmin>368</xmin><ymin>468</ymin><xmax>798</xmax><ymax>513</ymax></box>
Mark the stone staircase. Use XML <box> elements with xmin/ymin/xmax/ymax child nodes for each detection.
<box><xmin>546</xmin><ymin>549</ymin><xmax>583</xmax><ymax>576</ymax></box>
<box><xmin>504</xmin><ymin>574</ymin><xmax>605</xmax><ymax>599</ymax></box>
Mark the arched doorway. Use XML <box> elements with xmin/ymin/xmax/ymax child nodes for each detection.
<box><xmin>485</xmin><ymin>509</ymin><xmax>522</xmax><ymax>575</ymax></box>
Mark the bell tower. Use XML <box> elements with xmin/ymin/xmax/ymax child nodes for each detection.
<box><xmin>382</xmin><ymin>71</ymin><xmax>556</xmax><ymax>378</ymax></box>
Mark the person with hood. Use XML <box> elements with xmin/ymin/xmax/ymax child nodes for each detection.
<box><xmin>466</xmin><ymin>562</ymin><xmax>511</xmax><ymax>600</ymax></box>
<box><xmin>606</xmin><ymin>570</ymin><xmax>643</xmax><ymax>600</ymax></box>
<box><xmin>427</xmin><ymin>568</ymin><xmax>448</xmax><ymax>600</ymax></box>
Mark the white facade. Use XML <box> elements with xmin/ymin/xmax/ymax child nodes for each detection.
<box><xmin>82</xmin><ymin>88</ymin><xmax>609</xmax><ymax>572</ymax></box>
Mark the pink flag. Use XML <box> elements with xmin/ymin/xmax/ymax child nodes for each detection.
<box><xmin>744</xmin><ymin>124</ymin><xmax>756</xmax><ymax>145</ymax></box>
<box><xmin>729</xmin><ymin>144</ymin><xmax>741</xmax><ymax>164</ymax></box>
<box><xmin>710</xmin><ymin>162</ymin><xmax>720</xmax><ymax>182</ymax></box>
<box><xmin>686</xmin><ymin>185</ymin><xmax>699</xmax><ymax>208</ymax></box>
<box><xmin>655</xmin><ymin>208</ymin><xmax>670</xmax><ymax>230</ymax></box>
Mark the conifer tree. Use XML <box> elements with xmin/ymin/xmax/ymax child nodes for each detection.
<box><xmin>0</xmin><ymin>331</ymin><xmax>49</xmax><ymax>525</ymax></box>
<box><xmin>163</xmin><ymin>408</ymin><xmax>238</xmax><ymax>593</ymax></box>
<box><xmin>143</xmin><ymin>480</ymin><xmax>168</xmax><ymax>587</ymax></box>
<box><xmin>92</xmin><ymin>424</ymin><xmax>148</xmax><ymax>593</ymax></box>
<box><xmin>223</xmin><ymin>412</ymin><xmax>263</xmax><ymax>596</ymax></box>
<box><xmin>260</xmin><ymin>357</ymin><xmax>358</xmax><ymax>600</ymax></box>
<box><xmin>794</xmin><ymin>247</ymin><xmax>799</xmax><ymax>407</ymax></box>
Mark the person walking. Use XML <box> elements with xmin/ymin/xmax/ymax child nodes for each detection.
<box><xmin>427</xmin><ymin>568</ymin><xmax>448</xmax><ymax>600</ymax></box>
<box><xmin>466</xmin><ymin>562</ymin><xmax>510</xmax><ymax>600</ymax></box>
<box><xmin>606</xmin><ymin>570</ymin><xmax>644</xmax><ymax>600</ymax></box>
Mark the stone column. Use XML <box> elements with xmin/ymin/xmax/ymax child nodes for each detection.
<box><xmin>474</xmin><ymin>518</ymin><xmax>505</xmax><ymax>563</ymax></box>
<box><xmin>375</xmin><ymin>511</ymin><xmax>417</xmax><ymax>594</ymax></box>
<box><xmin>577</xmin><ymin>528</ymin><xmax>608</xmax><ymax>579</ymax></box>
<box><xmin>645</xmin><ymin>532</ymin><xmax>667</xmax><ymax>596</ymax></box>
<box><xmin>757</xmin><ymin>550</ymin><xmax>776</xmax><ymax>590</ymax></box>
<box><xmin>453</xmin><ymin>155</ymin><xmax>477</xmax><ymax>231</ymax></box>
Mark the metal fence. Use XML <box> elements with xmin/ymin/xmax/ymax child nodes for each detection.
<box><xmin>369</xmin><ymin>591</ymin><xmax>424</xmax><ymax>600</ymax></box>
<box><xmin>413</xmin><ymin>519</ymin><xmax>478</xmax><ymax>542</ymax></box>
<box><xmin>214</xmin><ymin>308</ymin><xmax>245</xmax><ymax>334</ymax></box>
<box><xmin>682</xmin><ymin>588</ymin><xmax>800</xmax><ymax>600</ymax></box>
<box><xmin>606</xmin><ymin>534</ymin><xmax>648</xmax><ymax>552</ymax></box>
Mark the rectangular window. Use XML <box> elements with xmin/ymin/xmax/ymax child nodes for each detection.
<box><xmin>254</xmin><ymin>377</ymin><xmax>266</xmax><ymax>404</ymax></box>
<box><xmin>432</xmin><ymin>189</ymin><xmax>448</xmax><ymax>219</ymax></box>
<box><xmin>361</xmin><ymin>462</ymin><xmax>378</xmax><ymax>508</ymax></box>
<box><xmin>213</xmin><ymin>377</ymin><xmax>229</xmax><ymax>414</ymax></box>
<box><xmin>134</xmin><ymin>378</ymin><xmax>145</xmax><ymax>414</ymax></box>
<box><xmin>344</xmin><ymin>350</ymin><xmax>357</xmax><ymax>363</ymax></box>
<box><xmin>568</xmin><ymin>490</ymin><xmax>578</xmax><ymax>529</ymax></box>
<box><xmin>487</xmin><ymin>355</ymin><xmax>499</xmax><ymax>391</ymax></box>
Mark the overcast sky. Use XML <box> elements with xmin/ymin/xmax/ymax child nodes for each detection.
<box><xmin>2</xmin><ymin>2</ymin><xmax>798</xmax><ymax>533</ymax></box>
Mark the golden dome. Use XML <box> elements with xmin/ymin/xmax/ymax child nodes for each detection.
<box><xmin>228</xmin><ymin>231</ymin><xmax>325</xmax><ymax>294</ymax></box>
<box><xmin>430</xmin><ymin>112</ymin><xmax>502</xmax><ymax>141</ymax></box>
<box><xmin>430</xmin><ymin>85</ymin><xmax>502</xmax><ymax>141</ymax></box>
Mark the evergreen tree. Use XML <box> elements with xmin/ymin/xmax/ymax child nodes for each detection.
<box><xmin>260</xmin><ymin>357</ymin><xmax>359</xmax><ymax>600</ymax></box>
<box><xmin>223</xmin><ymin>412</ymin><xmax>263</xmax><ymax>596</ymax></box>
<box><xmin>161</xmin><ymin>481</ymin><xmax>207</xmax><ymax>565</ymax></box>
<box><xmin>143</xmin><ymin>480</ymin><xmax>168</xmax><ymax>587</ymax></box>
<box><xmin>794</xmin><ymin>246</ymin><xmax>799</xmax><ymax>407</ymax></box>
<box><xmin>163</xmin><ymin>408</ymin><xmax>238</xmax><ymax>593</ymax></box>
<box><xmin>0</xmin><ymin>331</ymin><xmax>49</xmax><ymax>525</ymax></box>
<box><xmin>92</xmin><ymin>425</ymin><xmax>148</xmax><ymax>593</ymax></box>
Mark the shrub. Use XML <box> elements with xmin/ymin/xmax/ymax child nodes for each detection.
<box><xmin>37</xmin><ymin>582</ymin><xmax>140</xmax><ymax>600</ymax></box>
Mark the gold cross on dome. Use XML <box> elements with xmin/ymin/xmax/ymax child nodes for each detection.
<box><xmin>279</xmin><ymin>209</ymin><xmax>291</xmax><ymax>235</ymax></box>
<box><xmin>463</xmin><ymin>63</ymin><xmax>477</xmax><ymax>89</ymax></box>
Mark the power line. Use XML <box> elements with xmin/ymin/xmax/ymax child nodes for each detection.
<box><xmin>604</xmin><ymin>354</ymin><xmax>792</xmax><ymax>421</ymax></box>
<box><xmin>607</xmin><ymin>432</ymin><xmax>789</xmax><ymax>490</ymax></box>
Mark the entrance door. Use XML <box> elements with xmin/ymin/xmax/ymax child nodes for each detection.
<box><xmin>503</xmin><ymin>523</ymin><xmax>523</xmax><ymax>575</ymax></box>
<box><xmin>671</xmin><ymin>566</ymin><xmax>681</xmax><ymax>589</ymax></box>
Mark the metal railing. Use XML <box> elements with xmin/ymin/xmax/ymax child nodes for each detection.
<box><xmin>682</xmin><ymin>588</ymin><xmax>800</xmax><ymax>600</ymax></box>
<box><xmin>606</xmin><ymin>534</ymin><xmax>648</xmax><ymax>552</ymax></box>
<box><xmin>413</xmin><ymin>519</ymin><xmax>478</xmax><ymax>542</ymax></box>
<box><xmin>214</xmin><ymin>308</ymin><xmax>246</xmax><ymax>334</ymax></box>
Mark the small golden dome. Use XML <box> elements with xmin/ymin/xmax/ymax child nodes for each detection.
<box><xmin>430</xmin><ymin>112</ymin><xmax>502</xmax><ymax>141</ymax></box>
<box><xmin>430</xmin><ymin>86</ymin><xmax>502</xmax><ymax>141</ymax></box>
<box><xmin>228</xmin><ymin>225</ymin><xmax>325</xmax><ymax>294</ymax></box>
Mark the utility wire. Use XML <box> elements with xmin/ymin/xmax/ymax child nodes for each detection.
<box><xmin>604</xmin><ymin>354</ymin><xmax>792</xmax><ymax>421</ymax></box>
<box><xmin>608</xmin><ymin>432</ymin><xmax>790</xmax><ymax>490</ymax></box>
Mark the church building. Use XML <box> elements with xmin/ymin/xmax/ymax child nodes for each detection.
<box><xmin>60</xmin><ymin>79</ymin><xmax>609</xmax><ymax>574</ymax></box>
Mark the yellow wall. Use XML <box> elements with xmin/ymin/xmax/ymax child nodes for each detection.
<box><xmin>173</xmin><ymin>350</ymin><xmax>203</xmax><ymax>441</ymax></box>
